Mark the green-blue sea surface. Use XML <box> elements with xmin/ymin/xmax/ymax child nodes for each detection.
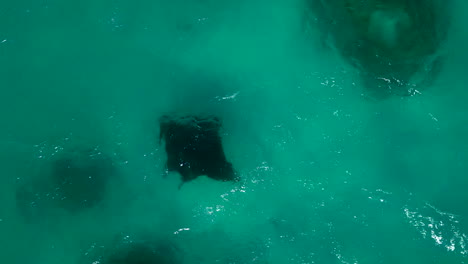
<box><xmin>1</xmin><ymin>0</ymin><xmax>468</xmax><ymax>263</ymax></box>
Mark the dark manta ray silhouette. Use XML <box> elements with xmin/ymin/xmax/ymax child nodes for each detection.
<box><xmin>159</xmin><ymin>114</ymin><xmax>238</xmax><ymax>188</ymax></box>
<box><xmin>105</xmin><ymin>241</ymin><xmax>180</xmax><ymax>264</ymax></box>
<box><xmin>15</xmin><ymin>147</ymin><xmax>114</xmax><ymax>220</ymax></box>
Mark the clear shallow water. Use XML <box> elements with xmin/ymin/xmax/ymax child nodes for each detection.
<box><xmin>1</xmin><ymin>0</ymin><xmax>468</xmax><ymax>263</ymax></box>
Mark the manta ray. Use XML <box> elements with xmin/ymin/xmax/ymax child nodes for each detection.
<box><xmin>305</xmin><ymin>0</ymin><xmax>450</xmax><ymax>97</ymax></box>
<box><xmin>105</xmin><ymin>240</ymin><xmax>180</xmax><ymax>264</ymax></box>
<box><xmin>15</xmin><ymin>147</ymin><xmax>114</xmax><ymax>221</ymax></box>
<box><xmin>159</xmin><ymin>114</ymin><xmax>238</xmax><ymax>188</ymax></box>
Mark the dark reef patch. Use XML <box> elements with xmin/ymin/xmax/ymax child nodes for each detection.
<box><xmin>159</xmin><ymin>114</ymin><xmax>238</xmax><ymax>187</ymax></box>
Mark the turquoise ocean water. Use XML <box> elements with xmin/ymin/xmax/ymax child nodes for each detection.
<box><xmin>1</xmin><ymin>0</ymin><xmax>468</xmax><ymax>263</ymax></box>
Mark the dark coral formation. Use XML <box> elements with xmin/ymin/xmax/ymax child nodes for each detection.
<box><xmin>16</xmin><ymin>147</ymin><xmax>114</xmax><ymax>218</ymax></box>
<box><xmin>305</xmin><ymin>0</ymin><xmax>451</xmax><ymax>97</ymax></box>
<box><xmin>159</xmin><ymin>114</ymin><xmax>238</xmax><ymax>186</ymax></box>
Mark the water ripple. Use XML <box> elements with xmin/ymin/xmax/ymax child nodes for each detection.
<box><xmin>404</xmin><ymin>203</ymin><xmax>468</xmax><ymax>255</ymax></box>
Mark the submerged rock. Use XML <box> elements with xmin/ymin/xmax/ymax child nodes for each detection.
<box><xmin>159</xmin><ymin>114</ymin><xmax>238</xmax><ymax>187</ymax></box>
<box><xmin>305</xmin><ymin>0</ymin><xmax>451</xmax><ymax>97</ymax></box>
